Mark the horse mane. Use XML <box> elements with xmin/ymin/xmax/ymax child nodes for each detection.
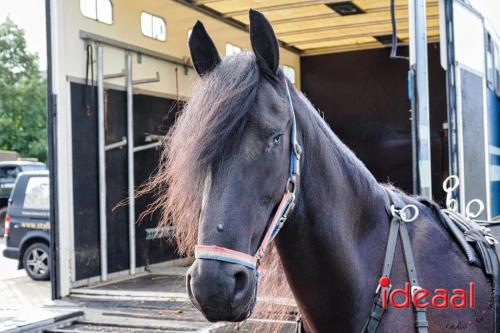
<box><xmin>137</xmin><ymin>52</ymin><xmax>295</xmax><ymax>327</ymax></box>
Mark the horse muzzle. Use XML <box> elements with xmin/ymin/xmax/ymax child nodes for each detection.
<box><xmin>186</xmin><ymin>259</ymin><xmax>257</xmax><ymax>322</ymax></box>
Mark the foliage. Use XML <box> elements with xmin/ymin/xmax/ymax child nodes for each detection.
<box><xmin>0</xmin><ymin>17</ymin><xmax>47</xmax><ymax>162</ymax></box>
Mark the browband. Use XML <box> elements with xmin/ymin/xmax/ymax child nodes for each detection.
<box><xmin>194</xmin><ymin>78</ymin><xmax>301</xmax><ymax>272</ymax></box>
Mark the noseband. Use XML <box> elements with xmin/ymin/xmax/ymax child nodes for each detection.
<box><xmin>195</xmin><ymin>78</ymin><xmax>302</xmax><ymax>272</ymax></box>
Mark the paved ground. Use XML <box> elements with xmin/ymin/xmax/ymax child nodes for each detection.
<box><xmin>0</xmin><ymin>237</ymin><xmax>57</xmax><ymax>332</ymax></box>
<box><xmin>0</xmin><ymin>237</ymin><xmax>51</xmax><ymax>306</ymax></box>
<box><xmin>0</xmin><ymin>237</ymin><xmax>26</xmax><ymax>280</ymax></box>
<box><xmin>0</xmin><ymin>238</ymin><xmax>298</xmax><ymax>332</ymax></box>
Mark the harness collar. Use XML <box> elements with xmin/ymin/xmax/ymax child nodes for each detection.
<box><xmin>194</xmin><ymin>78</ymin><xmax>301</xmax><ymax>272</ymax></box>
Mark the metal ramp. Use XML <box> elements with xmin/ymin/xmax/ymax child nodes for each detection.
<box><xmin>60</xmin><ymin>270</ymin><xmax>298</xmax><ymax>332</ymax></box>
<box><xmin>1</xmin><ymin>309</ymin><xmax>83</xmax><ymax>333</ymax></box>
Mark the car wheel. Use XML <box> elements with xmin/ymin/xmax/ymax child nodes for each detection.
<box><xmin>23</xmin><ymin>243</ymin><xmax>50</xmax><ymax>281</ymax></box>
<box><xmin>0</xmin><ymin>207</ymin><xmax>6</xmax><ymax>236</ymax></box>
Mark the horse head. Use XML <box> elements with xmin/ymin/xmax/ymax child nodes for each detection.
<box><xmin>184</xmin><ymin>10</ymin><xmax>299</xmax><ymax>322</ymax></box>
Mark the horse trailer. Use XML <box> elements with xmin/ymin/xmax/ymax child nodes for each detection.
<box><xmin>45</xmin><ymin>0</ymin><xmax>499</xmax><ymax>305</ymax></box>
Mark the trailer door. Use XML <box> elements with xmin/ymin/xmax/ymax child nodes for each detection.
<box><xmin>451</xmin><ymin>0</ymin><xmax>491</xmax><ymax>220</ymax></box>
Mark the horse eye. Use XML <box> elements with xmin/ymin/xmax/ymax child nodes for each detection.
<box><xmin>273</xmin><ymin>134</ymin><xmax>283</xmax><ymax>144</ymax></box>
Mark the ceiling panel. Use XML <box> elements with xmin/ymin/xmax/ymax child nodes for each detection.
<box><xmin>281</xmin><ymin>17</ymin><xmax>439</xmax><ymax>42</ymax></box>
<box><xmin>187</xmin><ymin>0</ymin><xmax>441</xmax><ymax>54</ymax></box>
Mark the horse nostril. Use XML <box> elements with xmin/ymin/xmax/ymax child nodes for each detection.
<box><xmin>186</xmin><ymin>271</ymin><xmax>193</xmax><ymax>297</ymax></box>
<box><xmin>233</xmin><ymin>269</ymin><xmax>249</xmax><ymax>301</ymax></box>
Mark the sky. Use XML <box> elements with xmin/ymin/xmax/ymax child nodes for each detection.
<box><xmin>0</xmin><ymin>0</ymin><xmax>47</xmax><ymax>71</ymax></box>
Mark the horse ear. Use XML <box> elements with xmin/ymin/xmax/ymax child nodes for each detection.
<box><xmin>189</xmin><ymin>21</ymin><xmax>221</xmax><ymax>76</ymax></box>
<box><xmin>249</xmin><ymin>9</ymin><xmax>279</xmax><ymax>75</ymax></box>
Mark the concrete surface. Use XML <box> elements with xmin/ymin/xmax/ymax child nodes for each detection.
<box><xmin>0</xmin><ymin>238</ymin><xmax>299</xmax><ymax>332</ymax></box>
<box><xmin>0</xmin><ymin>237</ymin><xmax>26</xmax><ymax>280</ymax></box>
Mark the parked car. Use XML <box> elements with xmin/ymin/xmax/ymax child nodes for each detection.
<box><xmin>0</xmin><ymin>161</ymin><xmax>46</xmax><ymax>235</ymax></box>
<box><xmin>3</xmin><ymin>171</ymin><xmax>50</xmax><ymax>280</ymax></box>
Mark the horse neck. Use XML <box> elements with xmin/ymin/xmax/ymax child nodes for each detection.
<box><xmin>292</xmin><ymin>91</ymin><xmax>387</xmax><ymax>236</ymax></box>
<box><xmin>275</xmin><ymin>91</ymin><xmax>391</xmax><ymax>329</ymax></box>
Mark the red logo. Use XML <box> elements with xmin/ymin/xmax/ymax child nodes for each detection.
<box><xmin>379</xmin><ymin>277</ymin><xmax>475</xmax><ymax>309</ymax></box>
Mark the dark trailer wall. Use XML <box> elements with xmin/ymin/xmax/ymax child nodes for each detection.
<box><xmin>301</xmin><ymin>44</ymin><xmax>447</xmax><ymax>202</ymax></box>
<box><xmin>71</xmin><ymin>83</ymin><xmax>179</xmax><ymax>280</ymax></box>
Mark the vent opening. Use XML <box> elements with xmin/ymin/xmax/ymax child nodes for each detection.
<box><xmin>326</xmin><ymin>1</ymin><xmax>365</xmax><ymax>16</ymax></box>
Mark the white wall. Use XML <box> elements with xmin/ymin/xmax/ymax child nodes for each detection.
<box><xmin>63</xmin><ymin>0</ymin><xmax>301</xmax><ymax>98</ymax></box>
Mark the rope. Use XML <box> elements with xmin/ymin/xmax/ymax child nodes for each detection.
<box><xmin>83</xmin><ymin>43</ymin><xmax>95</xmax><ymax>116</ymax></box>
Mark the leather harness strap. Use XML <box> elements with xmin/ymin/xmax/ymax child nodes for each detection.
<box><xmin>363</xmin><ymin>214</ymin><xmax>400</xmax><ymax>333</ymax></box>
<box><xmin>362</xmin><ymin>189</ymin><xmax>428</xmax><ymax>333</ymax></box>
<box><xmin>399</xmin><ymin>220</ymin><xmax>429</xmax><ymax>331</ymax></box>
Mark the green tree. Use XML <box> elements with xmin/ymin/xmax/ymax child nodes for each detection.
<box><xmin>0</xmin><ymin>17</ymin><xmax>47</xmax><ymax>162</ymax></box>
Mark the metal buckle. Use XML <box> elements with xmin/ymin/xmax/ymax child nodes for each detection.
<box><xmin>411</xmin><ymin>285</ymin><xmax>422</xmax><ymax>295</ymax></box>
<box><xmin>443</xmin><ymin>176</ymin><xmax>460</xmax><ymax>212</ymax></box>
<box><xmin>442</xmin><ymin>175</ymin><xmax>460</xmax><ymax>192</ymax></box>
<box><xmin>465</xmin><ymin>199</ymin><xmax>485</xmax><ymax>219</ymax></box>
<box><xmin>294</xmin><ymin>143</ymin><xmax>302</xmax><ymax>159</ymax></box>
<box><xmin>485</xmin><ymin>235</ymin><xmax>499</xmax><ymax>246</ymax></box>
<box><xmin>286</xmin><ymin>176</ymin><xmax>297</xmax><ymax>194</ymax></box>
<box><xmin>390</xmin><ymin>204</ymin><xmax>419</xmax><ymax>222</ymax></box>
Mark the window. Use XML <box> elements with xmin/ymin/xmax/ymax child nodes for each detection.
<box><xmin>283</xmin><ymin>65</ymin><xmax>296</xmax><ymax>85</ymax></box>
<box><xmin>0</xmin><ymin>166</ymin><xmax>20</xmax><ymax>180</ymax></box>
<box><xmin>23</xmin><ymin>177</ymin><xmax>49</xmax><ymax>210</ymax></box>
<box><xmin>21</xmin><ymin>165</ymin><xmax>47</xmax><ymax>172</ymax></box>
<box><xmin>80</xmin><ymin>0</ymin><xmax>113</xmax><ymax>24</ymax></box>
<box><xmin>225</xmin><ymin>43</ymin><xmax>242</xmax><ymax>56</ymax></box>
<box><xmin>141</xmin><ymin>12</ymin><xmax>166</xmax><ymax>41</ymax></box>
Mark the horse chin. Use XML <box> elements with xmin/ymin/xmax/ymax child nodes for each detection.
<box><xmin>187</xmin><ymin>267</ymin><xmax>258</xmax><ymax>323</ymax></box>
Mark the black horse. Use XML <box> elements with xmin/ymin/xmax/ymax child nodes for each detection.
<box><xmin>150</xmin><ymin>9</ymin><xmax>497</xmax><ymax>332</ymax></box>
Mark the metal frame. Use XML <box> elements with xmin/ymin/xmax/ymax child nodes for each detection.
<box><xmin>84</xmin><ymin>32</ymin><xmax>167</xmax><ymax>284</ymax></box>
<box><xmin>126</xmin><ymin>52</ymin><xmax>136</xmax><ymax>275</ymax></box>
<box><xmin>444</xmin><ymin>0</ymin><xmax>460</xmax><ymax>194</ymax></box>
<box><xmin>409</xmin><ymin>0</ymin><xmax>433</xmax><ymax>198</ymax></box>
<box><xmin>105</xmin><ymin>137</ymin><xmax>127</xmax><ymax>151</ymax></box>
<box><xmin>45</xmin><ymin>0</ymin><xmax>60</xmax><ymax>300</ymax></box>
<box><xmin>482</xmin><ymin>23</ymin><xmax>493</xmax><ymax>221</ymax></box>
<box><xmin>80</xmin><ymin>31</ymin><xmax>192</xmax><ymax>69</ymax></box>
<box><xmin>97</xmin><ymin>44</ymin><xmax>108</xmax><ymax>281</ymax></box>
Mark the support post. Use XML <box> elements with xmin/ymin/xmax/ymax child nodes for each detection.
<box><xmin>97</xmin><ymin>44</ymin><xmax>108</xmax><ymax>281</ymax></box>
<box><xmin>126</xmin><ymin>52</ymin><xmax>136</xmax><ymax>275</ymax></box>
<box><xmin>409</xmin><ymin>0</ymin><xmax>433</xmax><ymax>199</ymax></box>
<box><xmin>444</xmin><ymin>0</ymin><xmax>460</xmax><ymax>205</ymax></box>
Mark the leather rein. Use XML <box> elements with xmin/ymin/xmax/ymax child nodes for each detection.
<box><xmin>194</xmin><ymin>78</ymin><xmax>302</xmax><ymax>272</ymax></box>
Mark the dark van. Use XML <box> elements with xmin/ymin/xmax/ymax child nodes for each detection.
<box><xmin>3</xmin><ymin>171</ymin><xmax>50</xmax><ymax>280</ymax></box>
<box><xmin>0</xmin><ymin>161</ymin><xmax>46</xmax><ymax>235</ymax></box>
